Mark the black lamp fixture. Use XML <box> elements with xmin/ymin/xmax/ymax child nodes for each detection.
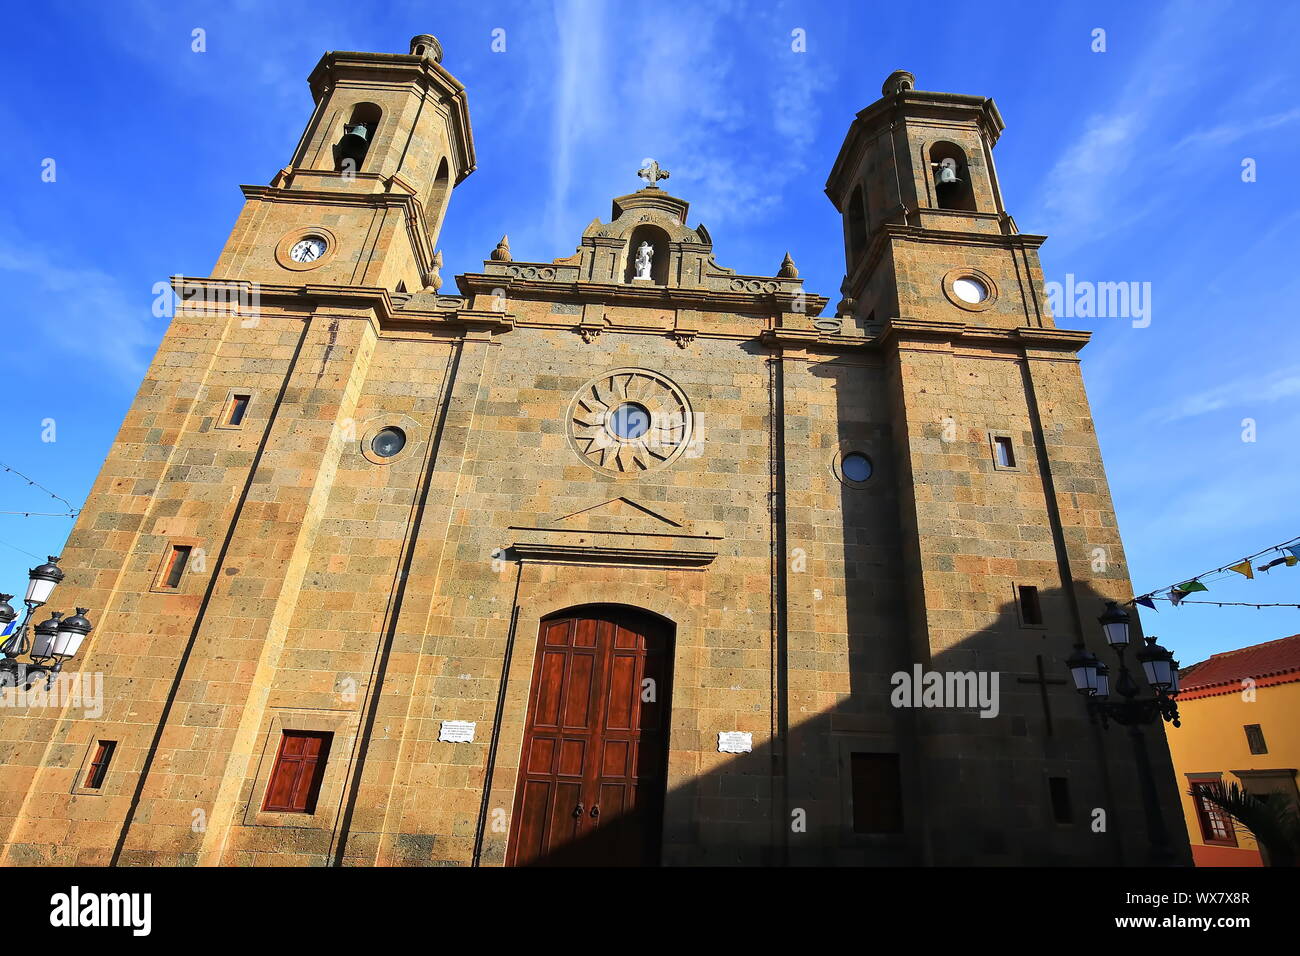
<box><xmin>1066</xmin><ymin>599</ymin><xmax>1182</xmax><ymax>864</ymax></box>
<box><xmin>1067</xmin><ymin>601</ymin><xmax>1180</xmax><ymax>728</ymax></box>
<box><xmin>0</xmin><ymin>556</ymin><xmax>94</xmax><ymax>689</ymax></box>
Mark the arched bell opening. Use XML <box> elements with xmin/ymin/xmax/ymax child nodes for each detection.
<box><xmin>334</xmin><ymin>102</ymin><xmax>382</xmax><ymax>174</ymax></box>
<box><xmin>928</xmin><ymin>141</ymin><xmax>976</xmax><ymax>212</ymax></box>
<box><xmin>423</xmin><ymin>156</ymin><xmax>451</xmax><ymax>242</ymax></box>
<box><xmin>847</xmin><ymin>184</ymin><xmax>867</xmax><ymax>266</ymax></box>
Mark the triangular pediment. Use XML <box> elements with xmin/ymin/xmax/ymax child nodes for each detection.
<box><xmin>548</xmin><ymin>497</ymin><xmax>684</xmax><ymax>533</ymax></box>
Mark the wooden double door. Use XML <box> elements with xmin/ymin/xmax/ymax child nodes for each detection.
<box><xmin>507</xmin><ymin>607</ymin><xmax>673</xmax><ymax>866</ymax></box>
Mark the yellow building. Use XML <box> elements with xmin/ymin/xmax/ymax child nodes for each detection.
<box><xmin>1168</xmin><ymin>634</ymin><xmax>1300</xmax><ymax>866</ymax></box>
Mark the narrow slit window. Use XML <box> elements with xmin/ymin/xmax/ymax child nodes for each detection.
<box><xmin>1048</xmin><ymin>776</ymin><xmax>1072</xmax><ymax>824</ymax></box>
<box><xmin>1018</xmin><ymin>585</ymin><xmax>1043</xmax><ymax>626</ymax></box>
<box><xmin>224</xmin><ymin>394</ymin><xmax>250</xmax><ymax>427</ymax></box>
<box><xmin>161</xmin><ymin>545</ymin><xmax>192</xmax><ymax>589</ymax></box>
<box><xmin>85</xmin><ymin>740</ymin><xmax>116</xmax><ymax>789</ymax></box>
<box><xmin>993</xmin><ymin>436</ymin><xmax>1016</xmax><ymax>468</ymax></box>
<box><xmin>263</xmin><ymin>731</ymin><xmax>333</xmax><ymax>814</ymax></box>
<box><xmin>1244</xmin><ymin>724</ymin><xmax>1267</xmax><ymax>755</ymax></box>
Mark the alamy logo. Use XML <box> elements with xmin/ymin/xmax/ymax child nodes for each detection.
<box><xmin>49</xmin><ymin>886</ymin><xmax>151</xmax><ymax>936</ymax></box>
<box><xmin>1045</xmin><ymin>273</ymin><xmax>1152</xmax><ymax>328</ymax></box>
<box><xmin>890</xmin><ymin>665</ymin><xmax>1001</xmax><ymax>718</ymax></box>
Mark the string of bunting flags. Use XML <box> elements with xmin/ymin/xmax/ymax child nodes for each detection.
<box><xmin>1128</xmin><ymin>534</ymin><xmax>1300</xmax><ymax>611</ymax></box>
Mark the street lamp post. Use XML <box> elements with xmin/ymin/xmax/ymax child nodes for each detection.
<box><xmin>0</xmin><ymin>556</ymin><xmax>94</xmax><ymax>690</ymax></box>
<box><xmin>1067</xmin><ymin>600</ymin><xmax>1181</xmax><ymax>865</ymax></box>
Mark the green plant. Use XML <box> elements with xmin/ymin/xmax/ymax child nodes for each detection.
<box><xmin>1191</xmin><ymin>781</ymin><xmax>1299</xmax><ymax>867</ymax></box>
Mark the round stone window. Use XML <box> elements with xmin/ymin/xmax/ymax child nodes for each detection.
<box><xmin>841</xmin><ymin>453</ymin><xmax>873</xmax><ymax>482</ymax></box>
<box><xmin>608</xmin><ymin>402</ymin><xmax>651</xmax><ymax>440</ymax></box>
<box><xmin>567</xmin><ymin>369</ymin><xmax>694</xmax><ymax>476</ymax></box>
<box><xmin>952</xmin><ymin>277</ymin><xmax>987</xmax><ymax>304</ymax></box>
<box><xmin>370</xmin><ymin>427</ymin><xmax>407</xmax><ymax>459</ymax></box>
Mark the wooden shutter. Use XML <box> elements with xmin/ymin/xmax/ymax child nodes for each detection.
<box><xmin>1191</xmin><ymin>781</ymin><xmax>1237</xmax><ymax>846</ymax></box>
<box><xmin>263</xmin><ymin>731</ymin><xmax>332</xmax><ymax>813</ymax></box>
<box><xmin>84</xmin><ymin>740</ymin><xmax>116</xmax><ymax>789</ymax></box>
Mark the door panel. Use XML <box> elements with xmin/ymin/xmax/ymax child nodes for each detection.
<box><xmin>508</xmin><ymin>607</ymin><xmax>673</xmax><ymax>866</ymax></box>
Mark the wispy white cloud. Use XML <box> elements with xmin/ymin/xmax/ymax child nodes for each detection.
<box><xmin>542</xmin><ymin>0</ymin><xmax>834</xmax><ymax>252</ymax></box>
<box><xmin>0</xmin><ymin>236</ymin><xmax>157</xmax><ymax>384</ymax></box>
<box><xmin>1173</xmin><ymin>107</ymin><xmax>1300</xmax><ymax>150</ymax></box>
<box><xmin>1150</xmin><ymin>368</ymin><xmax>1300</xmax><ymax>424</ymax></box>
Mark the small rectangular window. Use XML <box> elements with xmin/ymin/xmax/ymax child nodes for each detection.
<box><xmin>1018</xmin><ymin>585</ymin><xmax>1043</xmax><ymax>626</ymax></box>
<box><xmin>1048</xmin><ymin>776</ymin><xmax>1072</xmax><ymax>824</ymax></box>
<box><xmin>161</xmin><ymin>545</ymin><xmax>192</xmax><ymax>589</ymax></box>
<box><xmin>263</xmin><ymin>731</ymin><xmax>333</xmax><ymax>814</ymax></box>
<box><xmin>1245</xmin><ymin>724</ymin><xmax>1268</xmax><ymax>755</ymax></box>
<box><xmin>993</xmin><ymin>435</ymin><xmax>1016</xmax><ymax>468</ymax></box>
<box><xmin>85</xmin><ymin>740</ymin><xmax>116</xmax><ymax>790</ymax></box>
<box><xmin>224</xmin><ymin>394</ymin><xmax>250</xmax><ymax>427</ymax></box>
<box><xmin>850</xmin><ymin>753</ymin><xmax>903</xmax><ymax>834</ymax></box>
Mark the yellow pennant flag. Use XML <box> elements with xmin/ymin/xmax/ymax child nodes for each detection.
<box><xmin>1229</xmin><ymin>560</ymin><xmax>1255</xmax><ymax>580</ymax></box>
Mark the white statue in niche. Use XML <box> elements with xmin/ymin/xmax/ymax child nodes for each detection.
<box><xmin>634</xmin><ymin>241</ymin><xmax>654</xmax><ymax>280</ymax></box>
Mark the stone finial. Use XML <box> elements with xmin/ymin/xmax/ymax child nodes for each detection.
<box><xmin>410</xmin><ymin>34</ymin><xmax>443</xmax><ymax>63</ymax></box>
<box><xmin>490</xmin><ymin>234</ymin><xmax>512</xmax><ymax>262</ymax></box>
<box><xmin>882</xmin><ymin>70</ymin><xmax>915</xmax><ymax>96</ymax></box>
<box><xmin>777</xmin><ymin>251</ymin><xmax>799</xmax><ymax>279</ymax></box>
<box><xmin>836</xmin><ymin>276</ymin><xmax>856</xmax><ymax>317</ymax></box>
<box><xmin>424</xmin><ymin>250</ymin><xmax>444</xmax><ymax>292</ymax></box>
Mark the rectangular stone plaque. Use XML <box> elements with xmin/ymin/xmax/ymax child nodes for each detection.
<box><xmin>718</xmin><ymin>731</ymin><xmax>752</xmax><ymax>754</ymax></box>
<box><xmin>439</xmin><ymin>720</ymin><xmax>476</xmax><ymax>743</ymax></box>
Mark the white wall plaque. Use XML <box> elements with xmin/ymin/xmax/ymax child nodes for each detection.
<box><xmin>439</xmin><ymin>720</ymin><xmax>477</xmax><ymax>743</ymax></box>
<box><xmin>718</xmin><ymin>731</ymin><xmax>752</xmax><ymax>754</ymax></box>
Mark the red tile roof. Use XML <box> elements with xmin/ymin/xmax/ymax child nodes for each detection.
<box><xmin>1177</xmin><ymin>633</ymin><xmax>1300</xmax><ymax>700</ymax></box>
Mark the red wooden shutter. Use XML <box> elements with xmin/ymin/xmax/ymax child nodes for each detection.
<box><xmin>85</xmin><ymin>740</ymin><xmax>116</xmax><ymax>789</ymax></box>
<box><xmin>263</xmin><ymin>731</ymin><xmax>332</xmax><ymax>813</ymax></box>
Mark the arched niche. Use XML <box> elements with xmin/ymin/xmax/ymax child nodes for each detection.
<box><xmin>624</xmin><ymin>224</ymin><xmax>672</xmax><ymax>285</ymax></box>
<box><xmin>928</xmin><ymin>141</ymin><xmax>976</xmax><ymax>212</ymax></box>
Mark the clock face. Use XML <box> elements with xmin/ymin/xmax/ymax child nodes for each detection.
<box><xmin>289</xmin><ymin>237</ymin><xmax>327</xmax><ymax>263</ymax></box>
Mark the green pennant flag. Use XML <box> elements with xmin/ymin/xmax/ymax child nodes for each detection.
<box><xmin>1178</xmin><ymin>580</ymin><xmax>1209</xmax><ymax>593</ymax></box>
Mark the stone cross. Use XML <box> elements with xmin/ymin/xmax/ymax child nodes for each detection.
<box><xmin>1016</xmin><ymin>654</ymin><xmax>1068</xmax><ymax>736</ymax></box>
<box><xmin>637</xmin><ymin>160</ymin><xmax>670</xmax><ymax>188</ymax></box>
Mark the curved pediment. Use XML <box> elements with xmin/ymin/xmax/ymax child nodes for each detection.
<box><xmin>468</xmin><ymin>182</ymin><xmax>823</xmax><ymax>310</ymax></box>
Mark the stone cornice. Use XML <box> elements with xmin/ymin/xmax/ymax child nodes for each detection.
<box><xmin>846</xmin><ymin>221</ymin><xmax>1046</xmax><ymax>298</ymax></box>
<box><xmin>763</xmin><ymin>320</ymin><xmax>1091</xmax><ymax>356</ymax></box>
<box><xmin>455</xmin><ymin>272</ymin><xmax>829</xmax><ymax>317</ymax></box>
<box><xmin>168</xmin><ymin>277</ymin><xmax>513</xmax><ymax>337</ymax></box>
<box><xmin>878</xmin><ymin>319</ymin><xmax>1091</xmax><ymax>353</ymax></box>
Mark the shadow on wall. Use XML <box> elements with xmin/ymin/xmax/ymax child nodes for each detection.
<box><xmin>505</xmin><ymin>347</ymin><xmax>1189</xmax><ymax>867</ymax></box>
<box><xmin>510</xmin><ymin>578</ymin><xmax>1190</xmax><ymax>867</ymax></box>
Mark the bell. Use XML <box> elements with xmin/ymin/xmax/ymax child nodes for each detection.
<box><xmin>337</xmin><ymin>123</ymin><xmax>370</xmax><ymax>167</ymax></box>
<box><xmin>936</xmin><ymin>158</ymin><xmax>960</xmax><ymax>185</ymax></box>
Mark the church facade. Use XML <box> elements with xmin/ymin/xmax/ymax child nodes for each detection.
<box><xmin>0</xmin><ymin>36</ymin><xmax>1188</xmax><ymax>866</ymax></box>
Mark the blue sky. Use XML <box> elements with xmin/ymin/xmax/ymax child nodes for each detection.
<box><xmin>0</xmin><ymin>0</ymin><xmax>1296</xmax><ymax>666</ymax></box>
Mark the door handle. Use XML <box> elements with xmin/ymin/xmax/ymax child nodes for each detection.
<box><xmin>590</xmin><ymin>804</ymin><xmax>600</xmax><ymax>819</ymax></box>
<box><xmin>573</xmin><ymin>802</ymin><xmax>584</xmax><ymax>818</ymax></box>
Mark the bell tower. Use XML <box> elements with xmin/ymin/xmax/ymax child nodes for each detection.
<box><xmin>824</xmin><ymin>69</ymin><xmax>1051</xmax><ymax>333</ymax></box>
<box><xmin>823</xmin><ymin>73</ymin><xmax>1188</xmax><ymax>864</ymax></box>
<box><xmin>213</xmin><ymin>34</ymin><xmax>475</xmax><ymax>292</ymax></box>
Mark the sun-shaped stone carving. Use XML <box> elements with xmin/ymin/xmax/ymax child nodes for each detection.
<box><xmin>567</xmin><ymin>369</ymin><xmax>694</xmax><ymax>475</ymax></box>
